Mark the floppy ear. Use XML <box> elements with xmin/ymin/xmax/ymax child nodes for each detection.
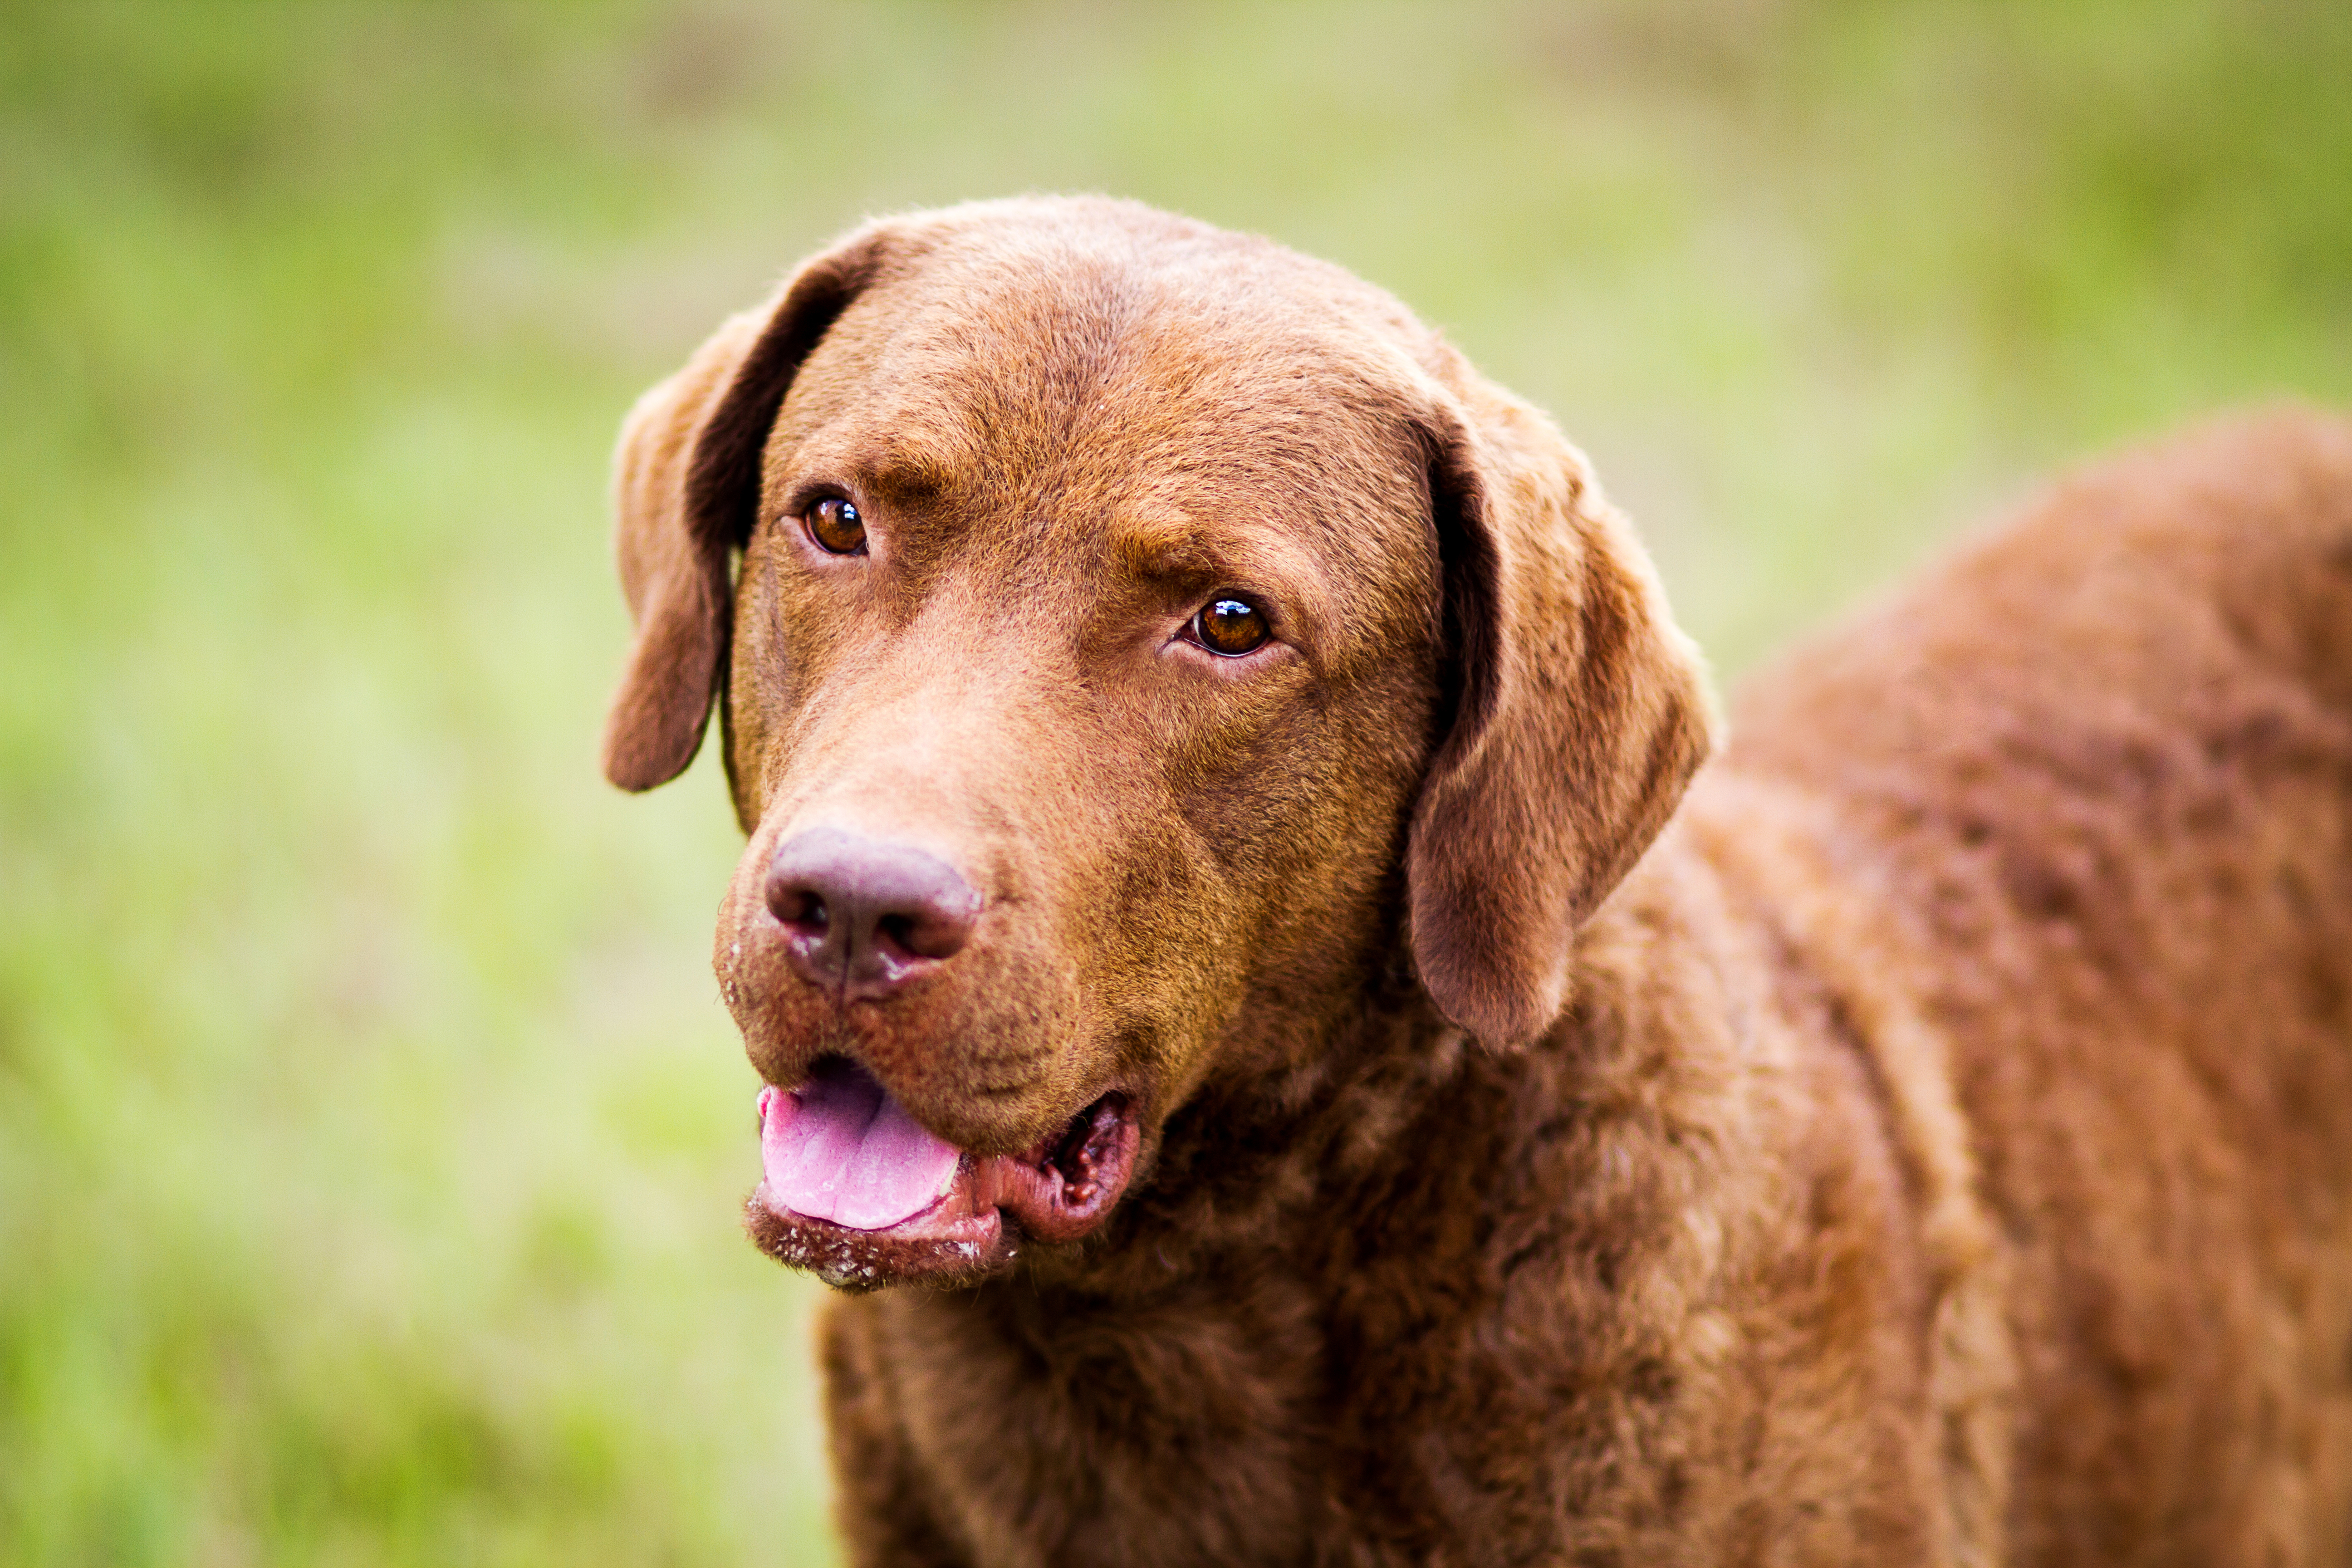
<box><xmin>602</xmin><ymin>231</ymin><xmax>895</xmax><ymax>790</ymax></box>
<box><xmin>1406</xmin><ymin>391</ymin><xmax>1719</xmax><ymax>1046</ymax></box>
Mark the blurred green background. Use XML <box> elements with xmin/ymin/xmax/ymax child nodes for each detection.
<box><xmin>2</xmin><ymin>1</ymin><xmax>2347</xmax><ymax>1562</ymax></box>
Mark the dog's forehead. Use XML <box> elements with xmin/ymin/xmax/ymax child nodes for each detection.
<box><xmin>768</xmin><ymin>220</ymin><xmax>1438</xmax><ymax>572</ymax></box>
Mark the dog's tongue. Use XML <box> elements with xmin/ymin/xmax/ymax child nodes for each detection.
<box><xmin>759</xmin><ymin>1063</ymin><xmax>963</xmax><ymax>1230</ymax></box>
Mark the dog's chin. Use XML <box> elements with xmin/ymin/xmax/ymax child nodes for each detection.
<box><xmin>743</xmin><ymin>1062</ymin><xmax>1140</xmax><ymax>1292</ymax></box>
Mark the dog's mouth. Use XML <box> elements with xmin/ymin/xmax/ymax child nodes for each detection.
<box><xmin>744</xmin><ymin>1057</ymin><xmax>1139</xmax><ymax>1290</ymax></box>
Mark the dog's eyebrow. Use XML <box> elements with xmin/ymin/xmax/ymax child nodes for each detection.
<box><xmin>1109</xmin><ymin>514</ymin><xmax>1222</xmax><ymax>584</ymax></box>
<box><xmin>854</xmin><ymin>437</ymin><xmax>966</xmax><ymax>505</ymax></box>
<box><xmin>766</xmin><ymin>422</ymin><xmax>973</xmax><ymax>516</ymax></box>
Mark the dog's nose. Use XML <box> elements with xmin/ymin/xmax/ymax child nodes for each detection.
<box><xmin>763</xmin><ymin>827</ymin><xmax>980</xmax><ymax>1000</ymax></box>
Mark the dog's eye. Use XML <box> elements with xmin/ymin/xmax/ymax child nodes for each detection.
<box><xmin>1192</xmin><ymin>597</ymin><xmax>1269</xmax><ymax>657</ymax></box>
<box><xmin>805</xmin><ymin>496</ymin><xmax>866</xmax><ymax>555</ymax></box>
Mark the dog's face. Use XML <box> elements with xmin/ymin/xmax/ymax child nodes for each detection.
<box><xmin>603</xmin><ymin>199</ymin><xmax>1713</xmax><ymax>1288</ymax></box>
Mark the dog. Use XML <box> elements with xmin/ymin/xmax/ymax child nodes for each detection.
<box><xmin>601</xmin><ymin>196</ymin><xmax>2352</xmax><ymax>1565</ymax></box>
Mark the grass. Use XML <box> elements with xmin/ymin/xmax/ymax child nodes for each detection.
<box><xmin>1</xmin><ymin>2</ymin><xmax>2346</xmax><ymax>1562</ymax></box>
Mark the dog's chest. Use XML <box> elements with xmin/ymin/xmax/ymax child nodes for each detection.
<box><xmin>866</xmin><ymin>1282</ymin><xmax>1326</xmax><ymax>1567</ymax></box>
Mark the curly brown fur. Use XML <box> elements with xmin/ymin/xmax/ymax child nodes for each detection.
<box><xmin>602</xmin><ymin>196</ymin><xmax>2352</xmax><ymax>1565</ymax></box>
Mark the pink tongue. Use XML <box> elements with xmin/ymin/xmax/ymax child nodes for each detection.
<box><xmin>759</xmin><ymin>1063</ymin><xmax>964</xmax><ymax>1230</ymax></box>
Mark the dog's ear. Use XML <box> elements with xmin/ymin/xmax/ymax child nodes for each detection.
<box><xmin>602</xmin><ymin>231</ymin><xmax>894</xmax><ymax>790</ymax></box>
<box><xmin>1406</xmin><ymin>392</ymin><xmax>1718</xmax><ymax>1046</ymax></box>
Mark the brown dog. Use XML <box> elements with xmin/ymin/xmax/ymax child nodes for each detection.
<box><xmin>602</xmin><ymin>196</ymin><xmax>2352</xmax><ymax>1565</ymax></box>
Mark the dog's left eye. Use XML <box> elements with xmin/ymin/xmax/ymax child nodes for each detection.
<box><xmin>1190</xmin><ymin>596</ymin><xmax>1270</xmax><ymax>657</ymax></box>
<box><xmin>805</xmin><ymin>496</ymin><xmax>866</xmax><ymax>555</ymax></box>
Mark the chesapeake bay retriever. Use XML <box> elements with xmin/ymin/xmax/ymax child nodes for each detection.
<box><xmin>601</xmin><ymin>196</ymin><xmax>2352</xmax><ymax>1565</ymax></box>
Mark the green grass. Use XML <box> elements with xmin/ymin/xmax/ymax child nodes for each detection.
<box><xmin>2</xmin><ymin>3</ymin><xmax>2347</xmax><ymax>1562</ymax></box>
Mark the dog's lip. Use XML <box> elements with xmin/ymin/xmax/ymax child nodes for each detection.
<box><xmin>745</xmin><ymin>1078</ymin><xmax>1140</xmax><ymax>1289</ymax></box>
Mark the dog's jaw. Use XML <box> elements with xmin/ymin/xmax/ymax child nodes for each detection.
<box><xmin>744</xmin><ymin>1062</ymin><xmax>1141</xmax><ymax>1290</ymax></box>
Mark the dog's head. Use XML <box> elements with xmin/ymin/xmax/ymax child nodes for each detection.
<box><xmin>603</xmin><ymin>198</ymin><xmax>1713</xmax><ymax>1288</ymax></box>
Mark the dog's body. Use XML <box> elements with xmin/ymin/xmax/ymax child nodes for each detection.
<box><xmin>602</xmin><ymin>198</ymin><xmax>2352</xmax><ymax>1565</ymax></box>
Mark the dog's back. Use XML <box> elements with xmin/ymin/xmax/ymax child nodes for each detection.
<box><xmin>1712</xmin><ymin>408</ymin><xmax>2352</xmax><ymax>1561</ymax></box>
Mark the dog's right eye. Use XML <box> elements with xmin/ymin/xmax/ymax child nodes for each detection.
<box><xmin>1191</xmin><ymin>596</ymin><xmax>1270</xmax><ymax>657</ymax></box>
<box><xmin>805</xmin><ymin>496</ymin><xmax>866</xmax><ymax>555</ymax></box>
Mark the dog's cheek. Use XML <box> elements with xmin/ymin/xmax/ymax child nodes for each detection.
<box><xmin>1168</xmin><ymin>691</ymin><xmax>1380</xmax><ymax>931</ymax></box>
<box><xmin>1063</xmin><ymin>708</ymin><xmax>1344</xmax><ymax>1099</ymax></box>
<box><xmin>727</xmin><ymin>526</ymin><xmax>877</xmax><ymax>823</ymax></box>
<box><xmin>724</xmin><ymin>532</ymin><xmax>799</xmax><ymax>818</ymax></box>
<box><xmin>1167</xmin><ymin>661</ymin><xmax>1435</xmax><ymax>1079</ymax></box>
<box><xmin>965</xmin><ymin>736</ymin><xmax>1239</xmax><ymax>1125</ymax></box>
<box><xmin>1100</xmin><ymin>840</ymin><xmax>1252</xmax><ymax>1093</ymax></box>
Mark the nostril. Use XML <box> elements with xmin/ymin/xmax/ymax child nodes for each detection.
<box><xmin>875</xmin><ymin>910</ymin><xmax>969</xmax><ymax>963</ymax></box>
<box><xmin>765</xmin><ymin>882</ymin><xmax>830</xmax><ymax>936</ymax></box>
